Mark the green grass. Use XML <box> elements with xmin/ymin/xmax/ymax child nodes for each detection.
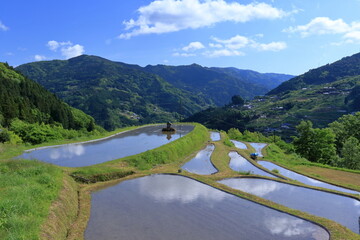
<box><xmin>71</xmin><ymin>167</ymin><xmax>134</xmax><ymax>183</ymax></box>
<box><xmin>124</xmin><ymin>123</ymin><xmax>209</xmax><ymax>170</ymax></box>
<box><xmin>0</xmin><ymin>160</ymin><xmax>63</xmax><ymax>240</ymax></box>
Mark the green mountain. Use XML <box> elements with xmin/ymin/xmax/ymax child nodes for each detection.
<box><xmin>16</xmin><ymin>55</ymin><xmax>212</xmax><ymax>130</ymax></box>
<box><xmin>186</xmin><ymin>52</ymin><xmax>360</xmax><ymax>139</ymax></box>
<box><xmin>0</xmin><ymin>62</ymin><xmax>95</xmax><ymax>131</ymax></box>
<box><xmin>143</xmin><ymin>64</ymin><xmax>292</xmax><ymax>106</ymax></box>
<box><xmin>210</xmin><ymin>67</ymin><xmax>293</xmax><ymax>91</ymax></box>
<box><xmin>268</xmin><ymin>52</ymin><xmax>360</xmax><ymax>95</ymax></box>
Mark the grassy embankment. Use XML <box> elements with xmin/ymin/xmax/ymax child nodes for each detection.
<box><xmin>0</xmin><ymin>123</ymin><xmax>209</xmax><ymax>240</ymax></box>
<box><xmin>1</xmin><ymin>125</ymin><xmax>360</xmax><ymax>240</ymax></box>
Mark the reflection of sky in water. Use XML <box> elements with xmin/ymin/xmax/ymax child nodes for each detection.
<box><xmin>229</xmin><ymin>151</ymin><xmax>278</xmax><ymax>178</ymax></box>
<box><xmin>210</xmin><ymin>131</ymin><xmax>221</xmax><ymax>141</ymax></box>
<box><xmin>181</xmin><ymin>144</ymin><xmax>217</xmax><ymax>175</ymax></box>
<box><xmin>17</xmin><ymin>125</ymin><xmax>193</xmax><ymax>167</ymax></box>
<box><xmin>219</xmin><ymin>178</ymin><xmax>282</xmax><ymax>197</ymax></box>
<box><xmin>220</xmin><ymin>177</ymin><xmax>360</xmax><ymax>234</ymax></box>
<box><xmin>85</xmin><ymin>175</ymin><xmax>329</xmax><ymax>240</ymax></box>
<box><xmin>49</xmin><ymin>145</ymin><xmax>85</xmax><ymax>159</ymax></box>
<box><xmin>264</xmin><ymin>217</ymin><xmax>326</xmax><ymax>239</ymax></box>
<box><xmin>138</xmin><ymin>174</ymin><xmax>226</xmax><ymax>204</ymax></box>
<box><xmin>231</xmin><ymin>140</ymin><xmax>247</xmax><ymax>149</ymax></box>
<box><xmin>249</xmin><ymin>142</ymin><xmax>267</xmax><ymax>157</ymax></box>
<box><xmin>258</xmin><ymin>161</ymin><xmax>359</xmax><ymax>195</ymax></box>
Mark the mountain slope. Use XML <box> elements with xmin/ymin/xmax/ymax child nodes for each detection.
<box><xmin>143</xmin><ymin>64</ymin><xmax>273</xmax><ymax>106</ymax></box>
<box><xmin>16</xmin><ymin>55</ymin><xmax>212</xmax><ymax>130</ymax></box>
<box><xmin>210</xmin><ymin>67</ymin><xmax>293</xmax><ymax>91</ymax></box>
<box><xmin>0</xmin><ymin>62</ymin><xmax>95</xmax><ymax>130</ymax></box>
<box><xmin>268</xmin><ymin>52</ymin><xmax>360</xmax><ymax>95</ymax></box>
<box><xmin>185</xmin><ymin>52</ymin><xmax>360</xmax><ymax>139</ymax></box>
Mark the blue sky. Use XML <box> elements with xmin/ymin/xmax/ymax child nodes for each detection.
<box><xmin>1</xmin><ymin>0</ymin><xmax>360</xmax><ymax>75</ymax></box>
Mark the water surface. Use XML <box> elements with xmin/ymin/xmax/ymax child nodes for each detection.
<box><xmin>210</xmin><ymin>131</ymin><xmax>221</xmax><ymax>141</ymax></box>
<box><xmin>249</xmin><ymin>143</ymin><xmax>267</xmax><ymax>157</ymax></box>
<box><xmin>231</xmin><ymin>140</ymin><xmax>247</xmax><ymax>149</ymax></box>
<box><xmin>229</xmin><ymin>151</ymin><xmax>279</xmax><ymax>178</ymax></box>
<box><xmin>85</xmin><ymin>175</ymin><xmax>329</xmax><ymax>240</ymax></box>
<box><xmin>258</xmin><ymin>161</ymin><xmax>359</xmax><ymax>195</ymax></box>
<box><xmin>181</xmin><ymin>144</ymin><xmax>217</xmax><ymax>175</ymax></box>
<box><xmin>219</xmin><ymin>178</ymin><xmax>360</xmax><ymax>234</ymax></box>
<box><xmin>17</xmin><ymin>125</ymin><xmax>194</xmax><ymax>167</ymax></box>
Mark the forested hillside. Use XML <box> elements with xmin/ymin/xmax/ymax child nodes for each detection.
<box><xmin>16</xmin><ymin>55</ymin><xmax>212</xmax><ymax>130</ymax></box>
<box><xmin>143</xmin><ymin>64</ymin><xmax>291</xmax><ymax>106</ymax></box>
<box><xmin>186</xmin><ymin>52</ymin><xmax>360</xmax><ymax>139</ymax></box>
<box><xmin>0</xmin><ymin>62</ymin><xmax>94</xmax><ymax>131</ymax></box>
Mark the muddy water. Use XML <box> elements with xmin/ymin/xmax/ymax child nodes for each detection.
<box><xmin>219</xmin><ymin>178</ymin><xmax>360</xmax><ymax>234</ymax></box>
<box><xmin>229</xmin><ymin>151</ymin><xmax>279</xmax><ymax>178</ymax></box>
<box><xmin>210</xmin><ymin>131</ymin><xmax>221</xmax><ymax>141</ymax></box>
<box><xmin>231</xmin><ymin>140</ymin><xmax>247</xmax><ymax>149</ymax></box>
<box><xmin>85</xmin><ymin>175</ymin><xmax>329</xmax><ymax>240</ymax></box>
<box><xmin>17</xmin><ymin>125</ymin><xmax>194</xmax><ymax>167</ymax></box>
<box><xmin>258</xmin><ymin>161</ymin><xmax>359</xmax><ymax>195</ymax></box>
<box><xmin>181</xmin><ymin>144</ymin><xmax>217</xmax><ymax>175</ymax></box>
<box><xmin>249</xmin><ymin>143</ymin><xmax>267</xmax><ymax>157</ymax></box>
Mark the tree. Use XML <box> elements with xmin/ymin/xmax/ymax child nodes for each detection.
<box><xmin>231</xmin><ymin>95</ymin><xmax>244</xmax><ymax>106</ymax></box>
<box><xmin>293</xmin><ymin>120</ymin><xmax>336</xmax><ymax>164</ymax></box>
<box><xmin>341</xmin><ymin>137</ymin><xmax>360</xmax><ymax>170</ymax></box>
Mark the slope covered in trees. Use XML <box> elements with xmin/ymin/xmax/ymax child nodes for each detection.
<box><xmin>186</xmin><ymin>52</ymin><xmax>360</xmax><ymax>139</ymax></box>
<box><xmin>0</xmin><ymin>62</ymin><xmax>95</xmax><ymax>131</ymax></box>
<box><xmin>268</xmin><ymin>52</ymin><xmax>360</xmax><ymax>95</ymax></box>
<box><xmin>143</xmin><ymin>64</ymin><xmax>292</xmax><ymax>106</ymax></box>
<box><xmin>16</xmin><ymin>55</ymin><xmax>212</xmax><ymax>130</ymax></box>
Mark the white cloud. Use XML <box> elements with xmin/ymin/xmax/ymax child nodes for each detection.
<box><xmin>0</xmin><ymin>21</ymin><xmax>9</xmax><ymax>31</ymax></box>
<box><xmin>204</xmin><ymin>49</ymin><xmax>244</xmax><ymax>57</ymax></box>
<box><xmin>173</xmin><ymin>52</ymin><xmax>196</xmax><ymax>57</ymax></box>
<box><xmin>47</xmin><ymin>40</ymin><xmax>85</xmax><ymax>59</ymax></box>
<box><xmin>344</xmin><ymin>31</ymin><xmax>360</xmax><ymax>43</ymax></box>
<box><xmin>34</xmin><ymin>55</ymin><xmax>47</xmax><ymax>61</ymax></box>
<box><xmin>61</xmin><ymin>44</ymin><xmax>85</xmax><ymax>59</ymax></box>
<box><xmin>182</xmin><ymin>41</ymin><xmax>205</xmax><ymax>51</ymax></box>
<box><xmin>252</xmin><ymin>41</ymin><xmax>287</xmax><ymax>51</ymax></box>
<box><xmin>284</xmin><ymin>17</ymin><xmax>351</xmax><ymax>37</ymax></box>
<box><xmin>119</xmin><ymin>0</ymin><xmax>287</xmax><ymax>39</ymax></box>
<box><xmin>209</xmin><ymin>43</ymin><xmax>223</xmax><ymax>48</ymax></box>
<box><xmin>212</xmin><ymin>35</ymin><xmax>250</xmax><ymax>49</ymax></box>
<box><xmin>175</xmin><ymin>34</ymin><xmax>286</xmax><ymax>58</ymax></box>
<box><xmin>47</xmin><ymin>40</ymin><xmax>72</xmax><ymax>51</ymax></box>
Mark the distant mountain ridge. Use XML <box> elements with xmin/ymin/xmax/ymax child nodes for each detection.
<box><xmin>16</xmin><ymin>55</ymin><xmax>293</xmax><ymax>130</ymax></box>
<box><xmin>143</xmin><ymin>64</ymin><xmax>293</xmax><ymax>106</ymax></box>
<box><xmin>268</xmin><ymin>52</ymin><xmax>360</xmax><ymax>95</ymax></box>
<box><xmin>185</xmin><ymin>51</ymin><xmax>360</xmax><ymax>138</ymax></box>
<box><xmin>16</xmin><ymin>55</ymin><xmax>212</xmax><ymax>130</ymax></box>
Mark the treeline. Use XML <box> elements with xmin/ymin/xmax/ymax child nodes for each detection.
<box><xmin>226</xmin><ymin>112</ymin><xmax>360</xmax><ymax>170</ymax></box>
<box><xmin>294</xmin><ymin>112</ymin><xmax>360</xmax><ymax>170</ymax></box>
<box><xmin>0</xmin><ymin>62</ymin><xmax>103</xmax><ymax>144</ymax></box>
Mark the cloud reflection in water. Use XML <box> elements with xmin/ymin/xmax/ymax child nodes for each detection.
<box><xmin>138</xmin><ymin>175</ymin><xmax>227</xmax><ymax>204</ymax></box>
<box><xmin>49</xmin><ymin>144</ymin><xmax>85</xmax><ymax>160</ymax></box>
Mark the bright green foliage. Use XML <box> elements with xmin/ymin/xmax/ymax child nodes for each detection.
<box><xmin>221</xmin><ymin>131</ymin><xmax>234</xmax><ymax>147</ymax></box>
<box><xmin>8</xmin><ymin>119</ymin><xmax>102</xmax><ymax>145</ymax></box>
<box><xmin>340</xmin><ymin>137</ymin><xmax>360</xmax><ymax>170</ymax></box>
<box><xmin>293</xmin><ymin>121</ymin><xmax>337</xmax><ymax>165</ymax></box>
<box><xmin>329</xmin><ymin>112</ymin><xmax>360</xmax><ymax>151</ymax></box>
<box><xmin>0</xmin><ymin>160</ymin><xmax>63</xmax><ymax>240</ymax></box>
<box><xmin>0</xmin><ymin>62</ymin><xmax>96</xmax><ymax>132</ymax></box>
<box><xmin>126</xmin><ymin>124</ymin><xmax>208</xmax><ymax>170</ymax></box>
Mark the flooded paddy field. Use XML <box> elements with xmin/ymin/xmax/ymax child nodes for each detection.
<box><xmin>219</xmin><ymin>177</ymin><xmax>360</xmax><ymax>234</ymax></box>
<box><xmin>17</xmin><ymin>125</ymin><xmax>194</xmax><ymax>167</ymax></box>
<box><xmin>181</xmin><ymin>144</ymin><xmax>217</xmax><ymax>175</ymax></box>
<box><xmin>85</xmin><ymin>175</ymin><xmax>329</xmax><ymax>240</ymax></box>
